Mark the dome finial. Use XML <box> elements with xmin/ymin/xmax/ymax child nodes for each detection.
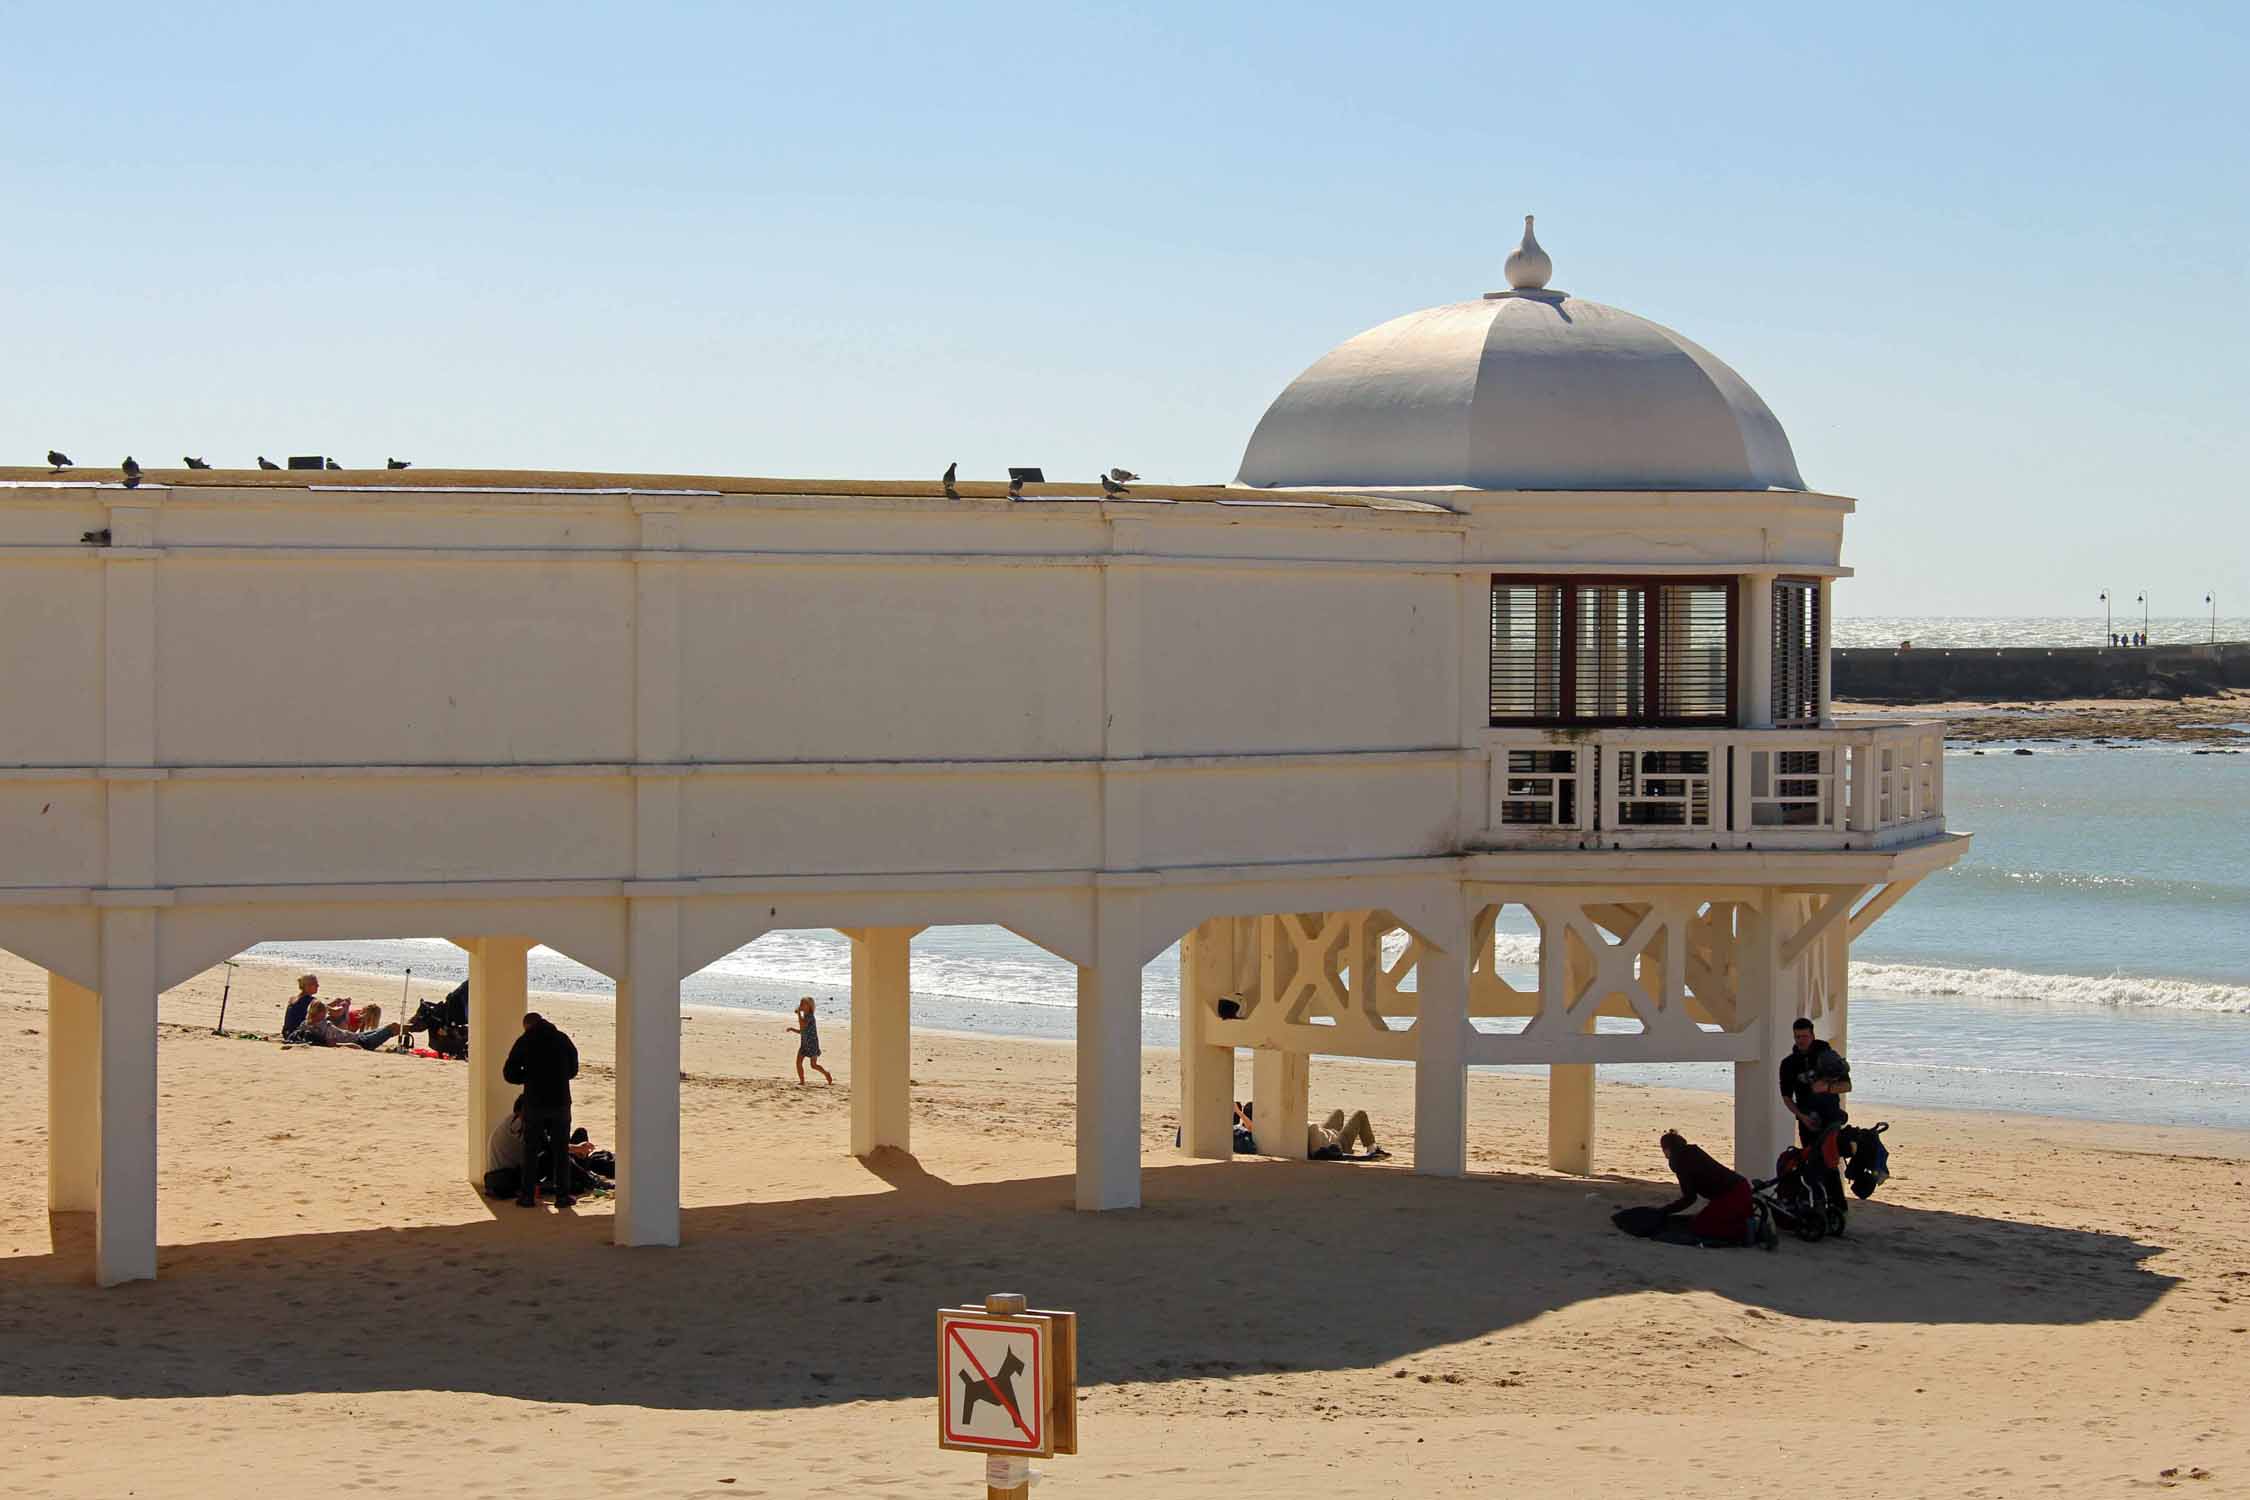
<box><xmin>1504</xmin><ymin>214</ymin><xmax>1552</xmax><ymax>291</ymax></box>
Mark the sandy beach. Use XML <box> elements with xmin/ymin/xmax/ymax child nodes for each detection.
<box><xmin>2</xmin><ymin>951</ymin><xmax>2245</xmax><ymax>1497</ymax></box>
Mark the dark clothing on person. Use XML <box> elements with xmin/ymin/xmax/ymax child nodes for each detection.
<box><xmin>283</xmin><ymin>994</ymin><xmax>314</xmax><ymax>1035</ymax></box>
<box><xmin>520</xmin><ymin>1103</ymin><xmax>572</xmax><ymax>1204</ymax></box>
<box><xmin>503</xmin><ymin>1021</ymin><xmax>580</xmax><ymax>1109</ymax></box>
<box><xmin>1669</xmin><ymin>1139</ymin><xmax>1740</xmax><ymax>1203</ymax></box>
<box><xmin>1779</xmin><ymin>1041</ymin><xmax>1849</xmax><ymax>1129</ymax></box>
<box><xmin>797</xmin><ymin>1014</ymin><xmax>821</xmax><ymax>1059</ymax></box>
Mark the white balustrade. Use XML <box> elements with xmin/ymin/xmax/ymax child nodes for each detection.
<box><xmin>1481</xmin><ymin>720</ymin><xmax>1945</xmax><ymax>850</ymax></box>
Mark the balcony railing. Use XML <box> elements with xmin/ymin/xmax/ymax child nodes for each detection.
<box><xmin>1481</xmin><ymin>720</ymin><xmax>1946</xmax><ymax>851</ymax></box>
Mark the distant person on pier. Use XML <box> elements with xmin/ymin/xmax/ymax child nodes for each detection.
<box><xmin>1779</xmin><ymin>1018</ymin><xmax>1852</xmax><ymax>1214</ymax></box>
<box><xmin>502</xmin><ymin>1012</ymin><xmax>580</xmax><ymax>1207</ymax></box>
<box><xmin>788</xmin><ymin>996</ymin><xmax>833</xmax><ymax>1085</ymax></box>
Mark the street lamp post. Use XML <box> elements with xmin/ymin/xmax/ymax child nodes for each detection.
<box><xmin>2100</xmin><ymin>591</ymin><xmax>2111</xmax><ymax>646</ymax></box>
<box><xmin>2208</xmin><ymin>593</ymin><xmax>2218</xmax><ymax>645</ymax></box>
<box><xmin>2137</xmin><ymin>592</ymin><xmax>2148</xmax><ymax>645</ymax></box>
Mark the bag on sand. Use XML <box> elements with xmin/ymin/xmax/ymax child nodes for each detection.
<box><xmin>483</xmin><ymin>1167</ymin><xmax>521</xmax><ymax>1199</ymax></box>
<box><xmin>1611</xmin><ymin>1205</ymin><xmax>1673</xmax><ymax>1238</ymax></box>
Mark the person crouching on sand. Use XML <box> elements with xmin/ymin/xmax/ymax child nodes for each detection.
<box><xmin>788</xmin><ymin>997</ymin><xmax>833</xmax><ymax>1085</ymax></box>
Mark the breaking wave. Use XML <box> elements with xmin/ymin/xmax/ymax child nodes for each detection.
<box><xmin>1850</xmin><ymin>959</ymin><xmax>2250</xmax><ymax>1015</ymax></box>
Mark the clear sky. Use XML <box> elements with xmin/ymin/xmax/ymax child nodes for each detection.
<box><xmin>3</xmin><ymin>1</ymin><xmax>2243</xmax><ymax>615</ymax></box>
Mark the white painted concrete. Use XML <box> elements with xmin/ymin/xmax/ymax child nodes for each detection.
<box><xmin>1252</xmin><ymin>1050</ymin><xmax>1310</xmax><ymax>1162</ymax></box>
<box><xmin>1412</xmin><ymin>915</ymin><xmax>1470</xmax><ymax>1177</ymax></box>
<box><xmin>46</xmin><ymin>972</ymin><xmax>99</xmax><ymax>1212</ymax></box>
<box><xmin>465</xmin><ymin>937</ymin><xmax>531</xmax><ymax>1185</ymax></box>
<box><xmin>616</xmin><ymin>899</ymin><xmax>682</xmax><ymax>1247</ymax></box>
<box><xmin>1177</xmin><ymin>919</ymin><xmax>1239</xmax><ymax>1161</ymax></box>
<box><xmin>848</xmin><ymin>927</ymin><xmax>915</xmax><ymax>1157</ymax></box>
<box><xmin>96</xmin><ymin>909</ymin><xmax>159</xmax><ymax>1286</ymax></box>
<box><xmin>1074</xmin><ymin>896</ymin><xmax>1144</xmax><ymax>1211</ymax></box>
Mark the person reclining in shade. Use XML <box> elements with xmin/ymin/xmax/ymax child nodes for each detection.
<box><xmin>1307</xmin><ymin>1108</ymin><xmax>1389</xmax><ymax>1160</ymax></box>
<box><xmin>286</xmin><ymin>998</ymin><xmax>401</xmax><ymax>1051</ymax></box>
<box><xmin>1654</xmin><ymin>1129</ymin><xmax>1755</xmax><ymax>1243</ymax></box>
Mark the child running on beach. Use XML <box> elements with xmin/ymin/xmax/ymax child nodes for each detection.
<box><xmin>788</xmin><ymin>996</ymin><xmax>833</xmax><ymax>1085</ymax></box>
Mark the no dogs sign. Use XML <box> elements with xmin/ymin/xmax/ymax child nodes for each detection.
<box><xmin>936</xmin><ymin>1299</ymin><xmax>1078</xmax><ymax>1459</ymax></box>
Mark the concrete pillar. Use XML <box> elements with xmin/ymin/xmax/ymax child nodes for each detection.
<box><xmin>1732</xmin><ymin>896</ymin><xmax>1797</xmax><ymax>1180</ymax></box>
<box><xmin>849</xmin><ymin>926</ymin><xmax>915</xmax><ymax>1157</ymax></box>
<box><xmin>1074</xmin><ymin>895</ymin><xmax>1143</xmax><ymax>1211</ymax></box>
<box><xmin>1815</xmin><ymin>578</ymin><xmax>1835</xmax><ymax>725</ymax></box>
<box><xmin>47</xmin><ymin>972</ymin><xmax>100</xmax><ymax>1212</ymax></box>
<box><xmin>1740</xmin><ymin>571</ymin><xmax>1777</xmax><ymax>729</ymax></box>
<box><xmin>616</xmin><ymin>897</ymin><xmax>682</xmax><ymax>1247</ymax></box>
<box><xmin>1412</xmin><ymin>906</ymin><xmax>1470</xmax><ymax>1178</ymax></box>
<box><xmin>465</xmin><ymin>937</ymin><xmax>531</xmax><ymax>1186</ymax></box>
<box><xmin>1251</xmin><ymin>1049</ymin><xmax>1309</xmax><ymax>1160</ymax></box>
<box><xmin>1178</xmin><ymin>919</ymin><xmax>1238</xmax><ymax>1160</ymax></box>
<box><xmin>1547</xmin><ymin>936</ymin><xmax>1597</xmax><ymax>1175</ymax></box>
<box><xmin>95</xmin><ymin>909</ymin><xmax>159</xmax><ymax>1286</ymax></box>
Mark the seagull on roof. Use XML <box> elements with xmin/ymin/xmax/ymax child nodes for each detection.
<box><xmin>1100</xmin><ymin>473</ymin><xmax>1128</xmax><ymax>496</ymax></box>
<box><xmin>47</xmin><ymin>450</ymin><xmax>71</xmax><ymax>470</ymax></box>
<box><xmin>184</xmin><ymin>456</ymin><xmax>210</xmax><ymax>469</ymax></box>
<box><xmin>325</xmin><ymin>457</ymin><xmax>341</xmax><ymax>471</ymax></box>
<box><xmin>257</xmin><ymin>456</ymin><xmax>279</xmax><ymax>470</ymax></box>
<box><xmin>1109</xmin><ymin>468</ymin><xmax>1140</xmax><ymax>483</ymax></box>
<box><xmin>387</xmin><ymin>458</ymin><xmax>411</xmax><ymax>470</ymax></box>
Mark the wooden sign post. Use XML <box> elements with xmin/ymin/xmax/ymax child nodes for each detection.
<box><xmin>938</xmin><ymin>1292</ymin><xmax>1078</xmax><ymax>1498</ymax></box>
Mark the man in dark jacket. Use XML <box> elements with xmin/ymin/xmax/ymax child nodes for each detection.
<box><xmin>501</xmin><ymin>1012</ymin><xmax>580</xmax><ymax>1208</ymax></box>
<box><xmin>1778</xmin><ymin>1017</ymin><xmax>1852</xmax><ymax>1214</ymax></box>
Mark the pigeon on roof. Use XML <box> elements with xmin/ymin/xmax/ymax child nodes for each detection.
<box><xmin>47</xmin><ymin>450</ymin><xmax>71</xmax><ymax>470</ymax></box>
<box><xmin>1109</xmin><ymin>467</ymin><xmax>1140</xmax><ymax>482</ymax></box>
<box><xmin>184</xmin><ymin>456</ymin><xmax>210</xmax><ymax>469</ymax></box>
<box><xmin>387</xmin><ymin>458</ymin><xmax>411</xmax><ymax>470</ymax></box>
<box><xmin>942</xmin><ymin>460</ymin><xmax>959</xmax><ymax>499</ymax></box>
<box><xmin>257</xmin><ymin>456</ymin><xmax>279</xmax><ymax>470</ymax></box>
<box><xmin>122</xmin><ymin>457</ymin><xmax>141</xmax><ymax>480</ymax></box>
<box><xmin>1007</xmin><ymin>475</ymin><xmax>1024</xmax><ymax>498</ymax></box>
<box><xmin>1100</xmin><ymin>473</ymin><xmax>1128</xmax><ymax>496</ymax></box>
<box><xmin>324</xmin><ymin>458</ymin><xmax>341</xmax><ymax>471</ymax></box>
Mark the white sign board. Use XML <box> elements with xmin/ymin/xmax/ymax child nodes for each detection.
<box><xmin>936</xmin><ymin>1310</ymin><xmax>1053</xmax><ymax>1457</ymax></box>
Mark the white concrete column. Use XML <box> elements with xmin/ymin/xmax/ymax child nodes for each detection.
<box><xmin>1074</xmin><ymin>894</ymin><xmax>1143</xmax><ymax>1211</ymax></box>
<box><xmin>95</xmin><ymin>909</ymin><xmax>159</xmax><ymax>1286</ymax></box>
<box><xmin>1731</xmin><ymin>896</ymin><xmax>1798</xmax><ymax>1180</ymax></box>
<box><xmin>1740</xmin><ymin>571</ymin><xmax>1777</xmax><ymax>729</ymax></box>
<box><xmin>1251</xmin><ymin>1050</ymin><xmax>1309</xmax><ymax>1160</ymax></box>
<box><xmin>465</xmin><ymin>937</ymin><xmax>531</xmax><ymax>1185</ymax></box>
<box><xmin>849</xmin><ymin>926</ymin><xmax>915</xmax><ymax>1157</ymax></box>
<box><xmin>1178</xmin><ymin>918</ymin><xmax>1238</xmax><ymax>1160</ymax></box>
<box><xmin>47</xmin><ymin>972</ymin><xmax>100</xmax><ymax>1212</ymax></box>
<box><xmin>1825</xmin><ymin>923</ymin><xmax>1850</xmax><ymax>1057</ymax></box>
<box><xmin>1412</xmin><ymin>904</ymin><xmax>1471</xmax><ymax>1178</ymax></box>
<box><xmin>1547</xmin><ymin>938</ymin><xmax>1596</xmax><ymax>1175</ymax></box>
<box><xmin>616</xmin><ymin>897</ymin><xmax>682</xmax><ymax>1247</ymax></box>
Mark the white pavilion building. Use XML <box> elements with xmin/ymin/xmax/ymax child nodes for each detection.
<box><xmin>0</xmin><ymin>221</ymin><xmax>1964</xmax><ymax>1284</ymax></box>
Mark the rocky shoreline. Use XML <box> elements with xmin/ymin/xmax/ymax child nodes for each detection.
<box><xmin>1839</xmin><ymin>691</ymin><xmax>2250</xmax><ymax>746</ymax></box>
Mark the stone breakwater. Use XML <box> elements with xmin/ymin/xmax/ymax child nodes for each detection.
<box><xmin>1835</xmin><ymin>641</ymin><xmax>2250</xmax><ymax>704</ymax></box>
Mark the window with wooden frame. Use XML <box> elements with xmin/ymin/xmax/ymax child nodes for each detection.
<box><xmin>1771</xmin><ymin>578</ymin><xmax>1822</xmax><ymax>728</ymax></box>
<box><xmin>1489</xmin><ymin>576</ymin><xmax>1737</xmax><ymax>726</ymax></box>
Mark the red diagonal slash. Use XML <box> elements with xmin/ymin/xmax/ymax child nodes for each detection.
<box><xmin>947</xmin><ymin>1324</ymin><xmax>1034</xmax><ymax>1442</ymax></box>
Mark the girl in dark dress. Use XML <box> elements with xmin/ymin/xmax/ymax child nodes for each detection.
<box><xmin>789</xmin><ymin>996</ymin><xmax>834</xmax><ymax>1085</ymax></box>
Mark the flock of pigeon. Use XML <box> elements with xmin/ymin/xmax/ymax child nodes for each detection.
<box><xmin>945</xmin><ymin>461</ymin><xmax>1140</xmax><ymax>500</ymax></box>
<box><xmin>42</xmin><ymin>451</ymin><xmax>412</xmax><ymax>488</ymax></box>
<box><xmin>41</xmin><ymin>452</ymin><xmax>1144</xmax><ymax>496</ymax></box>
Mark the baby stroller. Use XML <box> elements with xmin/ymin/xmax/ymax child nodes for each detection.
<box><xmin>403</xmin><ymin>980</ymin><xmax>471</xmax><ymax>1059</ymax></box>
<box><xmin>1838</xmin><ymin>1121</ymin><xmax>1892</xmax><ymax>1200</ymax></box>
<box><xmin>1753</xmin><ymin>1126</ymin><xmax>1848</xmax><ymax>1242</ymax></box>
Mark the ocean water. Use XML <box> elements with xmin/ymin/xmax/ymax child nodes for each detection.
<box><xmin>249</xmin><ymin>648</ymin><xmax>2250</xmax><ymax>1135</ymax></box>
<box><xmin>1833</xmin><ymin>615</ymin><xmax>2248</xmax><ymax>650</ymax></box>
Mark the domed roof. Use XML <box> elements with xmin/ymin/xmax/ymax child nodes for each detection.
<box><xmin>1236</xmin><ymin>217</ymin><xmax>1804</xmax><ymax>493</ymax></box>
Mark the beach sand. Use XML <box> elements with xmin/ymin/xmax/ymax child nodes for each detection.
<box><xmin>3</xmin><ymin>952</ymin><xmax>2245</xmax><ymax>1498</ymax></box>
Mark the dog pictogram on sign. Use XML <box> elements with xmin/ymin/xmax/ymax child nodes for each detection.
<box><xmin>936</xmin><ymin>1311</ymin><xmax>1054</xmax><ymax>1456</ymax></box>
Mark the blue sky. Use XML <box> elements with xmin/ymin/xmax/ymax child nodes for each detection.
<box><xmin>3</xmin><ymin>1</ymin><xmax>2243</xmax><ymax>614</ymax></box>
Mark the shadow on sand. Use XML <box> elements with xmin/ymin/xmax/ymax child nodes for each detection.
<box><xmin>4</xmin><ymin>1153</ymin><xmax>2174</xmax><ymax>1409</ymax></box>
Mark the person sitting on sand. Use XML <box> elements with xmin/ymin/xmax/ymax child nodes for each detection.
<box><xmin>288</xmin><ymin>999</ymin><xmax>402</xmax><ymax>1051</ymax></box>
<box><xmin>787</xmin><ymin>996</ymin><xmax>833</xmax><ymax>1085</ymax></box>
<box><xmin>1655</xmin><ymin>1130</ymin><xmax>1755</xmax><ymax>1243</ymax></box>
<box><xmin>283</xmin><ymin>974</ymin><xmax>322</xmax><ymax>1036</ymax></box>
<box><xmin>1307</xmin><ymin>1108</ymin><xmax>1388</xmax><ymax>1161</ymax></box>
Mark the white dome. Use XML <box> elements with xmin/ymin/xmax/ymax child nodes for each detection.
<box><xmin>1236</xmin><ymin>239</ymin><xmax>1804</xmax><ymax>493</ymax></box>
